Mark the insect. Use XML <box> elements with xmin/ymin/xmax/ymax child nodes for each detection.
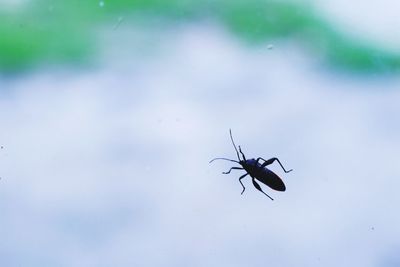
<box><xmin>210</xmin><ymin>129</ymin><xmax>292</xmax><ymax>200</ymax></box>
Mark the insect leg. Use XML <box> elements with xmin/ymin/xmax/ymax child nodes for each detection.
<box><xmin>252</xmin><ymin>179</ymin><xmax>274</xmax><ymax>201</ymax></box>
<box><xmin>256</xmin><ymin>157</ymin><xmax>293</xmax><ymax>173</ymax></box>
<box><xmin>238</xmin><ymin>173</ymin><xmax>248</xmax><ymax>194</ymax></box>
<box><xmin>222</xmin><ymin>167</ymin><xmax>243</xmax><ymax>174</ymax></box>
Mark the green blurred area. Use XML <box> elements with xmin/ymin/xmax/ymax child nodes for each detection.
<box><xmin>1</xmin><ymin>0</ymin><xmax>400</xmax><ymax>73</ymax></box>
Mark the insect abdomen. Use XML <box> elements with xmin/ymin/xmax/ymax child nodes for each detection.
<box><xmin>257</xmin><ymin>168</ymin><xmax>286</xmax><ymax>191</ymax></box>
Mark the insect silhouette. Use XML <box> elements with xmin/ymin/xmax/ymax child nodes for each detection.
<box><xmin>210</xmin><ymin>129</ymin><xmax>292</xmax><ymax>200</ymax></box>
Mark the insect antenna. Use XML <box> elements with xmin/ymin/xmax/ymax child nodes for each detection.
<box><xmin>209</xmin><ymin>158</ymin><xmax>239</xmax><ymax>164</ymax></box>
<box><xmin>229</xmin><ymin>129</ymin><xmax>241</xmax><ymax>161</ymax></box>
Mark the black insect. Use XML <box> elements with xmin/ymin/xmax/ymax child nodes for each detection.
<box><xmin>210</xmin><ymin>129</ymin><xmax>292</xmax><ymax>200</ymax></box>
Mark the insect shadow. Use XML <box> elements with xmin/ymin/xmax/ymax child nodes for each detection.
<box><xmin>210</xmin><ymin>129</ymin><xmax>292</xmax><ymax>200</ymax></box>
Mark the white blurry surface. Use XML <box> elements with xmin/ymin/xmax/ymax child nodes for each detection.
<box><xmin>0</xmin><ymin>25</ymin><xmax>400</xmax><ymax>267</ymax></box>
<box><xmin>313</xmin><ymin>0</ymin><xmax>400</xmax><ymax>51</ymax></box>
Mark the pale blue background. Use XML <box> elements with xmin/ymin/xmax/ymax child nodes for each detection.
<box><xmin>1</xmin><ymin>1</ymin><xmax>400</xmax><ymax>266</ymax></box>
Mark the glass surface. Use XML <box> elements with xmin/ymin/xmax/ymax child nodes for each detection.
<box><xmin>1</xmin><ymin>1</ymin><xmax>399</xmax><ymax>266</ymax></box>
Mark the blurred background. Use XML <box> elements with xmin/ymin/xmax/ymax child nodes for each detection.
<box><xmin>1</xmin><ymin>0</ymin><xmax>400</xmax><ymax>266</ymax></box>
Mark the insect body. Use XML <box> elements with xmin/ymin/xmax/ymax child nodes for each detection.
<box><xmin>210</xmin><ymin>129</ymin><xmax>292</xmax><ymax>200</ymax></box>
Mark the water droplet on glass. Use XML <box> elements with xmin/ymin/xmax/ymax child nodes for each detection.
<box><xmin>267</xmin><ymin>44</ymin><xmax>274</xmax><ymax>50</ymax></box>
<box><xmin>99</xmin><ymin>1</ymin><xmax>104</xmax><ymax>7</ymax></box>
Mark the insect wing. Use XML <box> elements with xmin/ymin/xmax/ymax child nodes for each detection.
<box><xmin>256</xmin><ymin>169</ymin><xmax>286</xmax><ymax>191</ymax></box>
